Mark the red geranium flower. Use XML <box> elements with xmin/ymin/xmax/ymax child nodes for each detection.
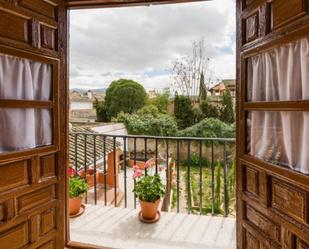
<box><xmin>68</xmin><ymin>167</ymin><xmax>76</xmax><ymax>177</ymax></box>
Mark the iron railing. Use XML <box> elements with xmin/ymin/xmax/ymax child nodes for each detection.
<box><xmin>70</xmin><ymin>133</ymin><xmax>236</xmax><ymax>217</ymax></box>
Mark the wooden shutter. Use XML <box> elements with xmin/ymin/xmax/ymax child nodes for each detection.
<box><xmin>0</xmin><ymin>1</ymin><xmax>67</xmax><ymax>248</ymax></box>
<box><xmin>236</xmin><ymin>0</ymin><xmax>309</xmax><ymax>248</ymax></box>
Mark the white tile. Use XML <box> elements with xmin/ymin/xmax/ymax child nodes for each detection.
<box><xmin>70</xmin><ymin>205</ymin><xmax>236</xmax><ymax>249</ymax></box>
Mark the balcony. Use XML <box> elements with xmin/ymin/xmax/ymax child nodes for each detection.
<box><xmin>69</xmin><ymin>129</ymin><xmax>236</xmax><ymax>249</ymax></box>
<box><xmin>70</xmin><ymin>206</ymin><xmax>236</xmax><ymax>249</ymax></box>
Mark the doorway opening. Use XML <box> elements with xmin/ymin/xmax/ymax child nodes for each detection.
<box><xmin>68</xmin><ymin>1</ymin><xmax>237</xmax><ymax>248</ymax></box>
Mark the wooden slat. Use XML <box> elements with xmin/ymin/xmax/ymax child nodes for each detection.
<box><xmin>66</xmin><ymin>0</ymin><xmax>210</xmax><ymax>8</ymax></box>
<box><xmin>0</xmin><ymin>100</ymin><xmax>53</xmax><ymax>108</ymax></box>
<box><xmin>241</xmin><ymin>156</ymin><xmax>309</xmax><ymax>191</ymax></box>
<box><xmin>244</xmin><ymin>101</ymin><xmax>309</xmax><ymax>111</ymax></box>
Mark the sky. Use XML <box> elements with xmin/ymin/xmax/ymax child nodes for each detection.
<box><xmin>69</xmin><ymin>0</ymin><xmax>236</xmax><ymax>91</ymax></box>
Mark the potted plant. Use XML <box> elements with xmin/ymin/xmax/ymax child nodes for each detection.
<box><xmin>68</xmin><ymin>168</ymin><xmax>89</xmax><ymax>216</ymax></box>
<box><xmin>133</xmin><ymin>161</ymin><xmax>165</xmax><ymax>222</ymax></box>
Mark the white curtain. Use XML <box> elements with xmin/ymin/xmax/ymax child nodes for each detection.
<box><xmin>247</xmin><ymin>37</ymin><xmax>309</xmax><ymax>174</ymax></box>
<box><xmin>0</xmin><ymin>54</ymin><xmax>52</xmax><ymax>152</ymax></box>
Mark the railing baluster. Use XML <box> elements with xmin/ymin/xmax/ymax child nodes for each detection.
<box><xmin>144</xmin><ymin>138</ymin><xmax>147</xmax><ymax>176</ymax></box>
<box><xmin>155</xmin><ymin>139</ymin><xmax>158</xmax><ymax>174</ymax></box>
<box><xmin>113</xmin><ymin>137</ymin><xmax>117</xmax><ymax>207</ymax></box>
<box><xmin>223</xmin><ymin>141</ymin><xmax>228</xmax><ymax>217</ymax></box>
<box><xmin>134</xmin><ymin>137</ymin><xmax>137</xmax><ymax>209</ymax></box>
<box><xmin>176</xmin><ymin>140</ymin><xmax>180</xmax><ymax>213</ymax></box>
<box><xmin>211</xmin><ymin>141</ymin><xmax>215</xmax><ymax>216</ymax></box>
<box><xmin>187</xmin><ymin>140</ymin><xmax>191</xmax><ymax>214</ymax></box>
<box><xmin>94</xmin><ymin>135</ymin><xmax>97</xmax><ymax>205</ymax></box>
<box><xmin>74</xmin><ymin>134</ymin><xmax>78</xmax><ymax>175</ymax></box>
<box><xmin>103</xmin><ymin>136</ymin><xmax>107</xmax><ymax>206</ymax></box>
<box><xmin>84</xmin><ymin>134</ymin><xmax>87</xmax><ymax>204</ymax></box>
<box><xmin>199</xmin><ymin>140</ymin><xmax>202</xmax><ymax>215</ymax></box>
<box><xmin>70</xmin><ymin>132</ymin><xmax>236</xmax><ymax>216</ymax></box>
<box><xmin>123</xmin><ymin>137</ymin><xmax>127</xmax><ymax>208</ymax></box>
<box><xmin>165</xmin><ymin>139</ymin><xmax>169</xmax><ymax>211</ymax></box>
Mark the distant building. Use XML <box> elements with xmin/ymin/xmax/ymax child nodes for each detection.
<box><xmin>208</xmin><ymin>79</ymin><xmax>236</xmax><ymax>97</ymax></box>
<box><xmin>70</xmin><ymin>92</ymin><xmax>93</xmax><ymax>110</ymax></box>
<box><xmin>147</xmin><ymin>89</ymin><xmax>157</xmax><ymax>99</ymax></box>
<box><xmin>69</xmin><ymin>90</ymin><xmax>105</xmax><ymax>122</ymax></box>
<box><xmin>222</xmin><ymin>79</ymin><xmax>236</xmax><ymax>97</ymax></box>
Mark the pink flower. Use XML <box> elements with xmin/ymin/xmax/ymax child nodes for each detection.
<box><xmin>159</xmin><ymin>165</ymin><xmax>165</xmax><ymax>172</ymax></box>
<box><xmin>133</xmin><ymin>169</ymin><xmax>144</xmax><ymax>179</ymax></box>
<box><xmin>133</xmin><ymin>165</ymin><xmax>140</xmax><ymax>170</ymax></box>
<box><xmin>144</xmin><ymin>158</ymin><xmax>156</xmax><ymax>169</ymax></box>
<box><xmin>144</xmin><ymin>160</ymin><xmax>151</xmax><ymax>169</ymax></box>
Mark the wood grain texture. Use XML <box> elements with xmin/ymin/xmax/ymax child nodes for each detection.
<box><xmin>245</xmin><ymin>13</ymin><xmax>259</xmax><ymax>43</ymax></box>
<box><xmin>0</xmin><ymin>222</ymin><xmax>30</xmax><ymax>249</ymax></box>
<box><xmin>271</xmin><ymin>0</ymin><xmax>308</xmax><ymax>29</ymax></box>
<box><xmin>40</xmin><ymin>24</ymin><xmax>56</xmax><ymax>50</ymax></box>
<box><xmin>271</xmin><ymin>178</ymin><xmax>308</xmax><ymax>225</ymax></box>
<box><xmin>17</xmin><ymin>185</ymin><xmax>56</xmax><ymax>213</ymax></box>
<box><xmin>0</xmin><ymin>10</ymin><xmax>30</xmax><ymax>43</ymax></box>
<box><xmin>66</xmin><ymin>0</ymin><xmax>210</xmax><ymax>8</ymax></box>
<box><xmin>0</xmin><ymin>160</ymin><xmax>29</xmax><ymax>192</ymax></box>
<box><xmin>237</xmin><ymin>0</ymin><xmax>309</xmax><ymax>249</ymax></box>
<box><xmin>0</xmin><ymin>1</ymin><xmax>66</xmax><ymax>248</ymax></box>
<box><xmin>19</xmin><ymin>0</ymin><xmax>57</xmax><ymax>19</ymax></box>
<box><xmin>245</xmin><ymin>204</ymin><xmax>281</xmax><ymax>243</ymax></box>
<box><xmin>40</xmin><ymin>154</ymin><xmax>56</xmax><ymax>179</ymax></box>
<box><xmin>244</xmin><ymin>165</ymin><xmax>259</xmax><ymax>197</ymax></box>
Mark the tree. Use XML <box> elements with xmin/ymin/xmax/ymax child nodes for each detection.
<box><xmin>221</xmin><ymin>88</ymin><xmax>234</xmax><ymax>124</ymax></box>
<box><xmin>199</xmin><ymin>72</ymin><xmax>207</xmax><ymax>102</ymax></box>
<box><xmin>105</xmin><ymin>79</ymin><xmax>147</xmax><ymax>118</ymax></box>
<box><xmin>137</xmin><ymin>105</ymin><xmax>159</xmax><ymax>117</ymax></box>
<box><xmin>148</xmin><ymin>89</ymin><xmax>170</xmax><ymax>113</ymax></box>
<box><xmin>200</xmin><ymin>100</ymin><xmax>221</xmax><ymax>119</ymax></box>
<box><xmin>171</xmin><ymin>39</ymin><xmax>214</xmax><ymax>96</ymax></box>
<box><xmin>174</xmin><ymin>94</ymin><xmax>195</xmax><ymax>129</ymax></box>
<box><xmin>93</xmin><ymin>98</ymin><xmax>110</xmax><ymax>122</ymax></box>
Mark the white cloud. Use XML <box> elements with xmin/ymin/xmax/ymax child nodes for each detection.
<box><xmin>69</xmin><ymin>0</ymin><xmax>236</xmax><ymax>90</ymax></box>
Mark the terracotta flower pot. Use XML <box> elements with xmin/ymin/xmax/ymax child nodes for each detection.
<box><xmin>69</xmin><ymin>197</ymin><xmax>82</xmax><ymax>216</ymax></box>
<box><xmin>139</xmin><ymin>199</ymin><xmax>160</xmax><ymax>220</ymax></box>
<box><xmin>78</xmin><ymin>168</ymin><xmax>94</xmax><ymax>178</ymax></box>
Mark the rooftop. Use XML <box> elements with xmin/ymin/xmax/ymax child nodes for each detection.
<box><xmin>69</xmin><ymin>126</ymin><xmax>121</xmax><ymax>169</ymax></box>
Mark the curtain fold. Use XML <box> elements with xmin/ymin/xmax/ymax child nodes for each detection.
<box><xmin>0</xmin><ymin>54</ymin><xmax>52</xmax><ymax>153</ymax></box>
<box><xmin>247</xmin><ymin>37</ymin><xmax>309</xmax><ymax>174</ymax></box>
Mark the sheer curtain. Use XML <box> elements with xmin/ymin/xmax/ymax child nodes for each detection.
<box><xmin>247</xmin><ymin>37</ymin><xmax>309</xmax><ymax>174</ymax></box>
<box><xmin>0</xmin><ymin>53</ymin><xmax>52</xmax><ymax>152</ymax></box>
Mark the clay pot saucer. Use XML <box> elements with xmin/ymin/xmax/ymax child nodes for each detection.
<box><xmin>138</xmin><ymin>210</ymin><xmax>160</xmax><ymax>223</ymax></box>
<box><xmin>70</xmin><ymin>204</ymin><xmax>85</xmax><ymax>218</ymax></box>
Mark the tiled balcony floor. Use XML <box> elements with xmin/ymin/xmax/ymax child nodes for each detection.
<box><xmin>70</xmin><ymin>205</ymin><xmax>236</xmax><ymax>249</ymax></box>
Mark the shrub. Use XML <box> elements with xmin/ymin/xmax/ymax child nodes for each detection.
<box><xmin>114</xmin><ymin>112</ymin><xmax>178</xmax><ymax>136</ymax></box>
<box><xmin>137</xmin><ymin>105</ymin><xmax>159</xmax><ymax>117</ymax></box>
<box><xmin>181</xmin><ymin>154</ymin><xmax>210</xmax><ymax>167</ymax></box>
<box><xmin>174</xmin><ymin>94</ymin><xmax>195</xmax><ymax>129</ymax></box>
<box><xmin>192</xmin><ymin>106</ymin><xmax>204</xmax><ymax>123</ymax></box>
<box><xmin>105</xmin><ymin>79</ymin><xmax>147</xmax><ymax>118</ymax></box>
<box><xmin>177</xmin><ymin>118</ymin><xmax>235</xmax><ymax>138</ymax></box>
<box><xmin>200</xmin><ymin>100</ymin><xmax>221</xmax><ymax>120</ymax></box>
<box><xmin>148</xmin><ymin>90</ymin><xmax>170</xmax><ymax>113</ymax></box>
